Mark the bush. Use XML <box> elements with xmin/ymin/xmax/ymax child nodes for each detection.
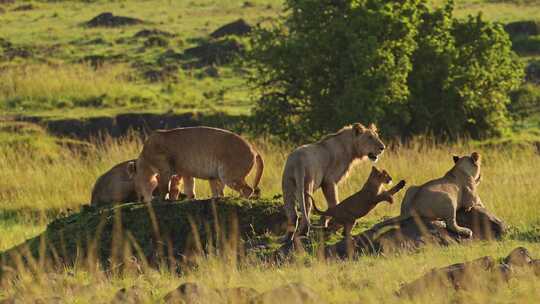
<box><xmin>509</xmin><ymin>84</ymin><xmax>540</xmax><ymax>121</ymax></box>
<box><xmin>247</xmin><ymin>0</ymin><xmax>523</xmax><ymax>141</ymax></box>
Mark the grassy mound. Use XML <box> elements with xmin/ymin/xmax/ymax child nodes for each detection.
<box><xmin>0</xmin><ymin>197</ymin><xmax>286</xmax><ymax>275</ymax></box>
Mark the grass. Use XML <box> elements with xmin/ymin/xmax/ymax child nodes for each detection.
<box><xmin>0</xmin><ymin>0</ymin><xmax>539</xmax><ymax>119</ymax></box>
<box><xmin>0</xmin><ymin>131</ymin><xmax>539</xmax><ymax>302</ymax></box>
<box><xmin>1</xmin><ymin>0</ymin><xmax>540</xmax><ymax>302</ymax></box>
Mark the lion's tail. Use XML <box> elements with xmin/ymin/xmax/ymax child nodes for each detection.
<box><xmin>251</xmin><ymin>152</ymin><xmax>264</xmax><ymax>197</ymax></box>
<box><xmin>306</xmin><ymin>192</ymin><xmax>327</xmax><ymax>216</ymax></box>
<box><xmin>293</xmin><ymin>168</ymin><xmax>310</xmax><ymax>228</ymax></box>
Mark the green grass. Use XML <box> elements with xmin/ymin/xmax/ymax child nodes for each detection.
<box><xmin>1</xmin><ymin>1</ymin><xmax>540</xmax><ymax>302</ymax></box>
<box><xmin>1</xmin><ymin>0</ymin><xmax>539</xmax><ymax>119</ymax></box>
<box><xmin>0</xmin><ymin>0</ymin><xmax>281</xmax><ymax>116</ymax></box>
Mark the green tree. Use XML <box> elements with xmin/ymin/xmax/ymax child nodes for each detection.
<box><xmin>247</xmin><ymin>0</ymin><xmax>523</xmax><ymax>141</ymax></box>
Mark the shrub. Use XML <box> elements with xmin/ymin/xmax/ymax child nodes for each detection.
<box><xmin>247</xmin><ymin>0</ymin><xmax>523</xmax><ymax>141</ymax></box>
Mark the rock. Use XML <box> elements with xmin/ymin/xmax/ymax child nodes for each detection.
<box><xmin>455</xmin><ymin>206</ymin><xmax>506</xmax><ymax>240</ymax></box>
<box><xmin>250</xmin><ymin>283</ymin><xmax>326</xmax><ymax>304</ymax></box>
<box><xmin>398</xmin><ymin>256</ymin><xmax>497</xmax><ymax>298</ymax></box>
<box><xmin>133</xmin><ymin>29</ymin><xmax>175</xmax><ymax>38</ymax></box>
<box><xmin>163</xmin><ymin>282</ymin><xmax>221</xmax><ymax>304</ymax></box>
<box><xmin>210</xmin><ymin>19</ymin><xmax>252</xmax><ymax>39</ymax></box>
<box><xmin>183</xmin><ymin>39</ymin><xmax>244</xmax><ymax>68</ymax></box>
<box><xmin>532</xmin><ymin>260</ymin><xmax>540</xmax><ymax>276</ymax></box>
<box><xmin>504</xmin><ymin>20</ymin><xmax>539</xmax><ymax>37</ymax></box>
<box><xmin>163</xmin><ymin>283</ymin><xmax>258</xmax><ymax>303</ymax></box>
<box><xmin>221</xmin><ymin>287</ymin><xmax>258</xmax><ymax>303</ymax></box>
<box><xmin>327</xmin><ymin>205</ymin><xmax>506</xmax><ymax>258</ymax></box>
<box><xmin>503</xmin><ymin>247</ymin><xmax>533</xmax><ymax>267</ymax></box>
<box><xmin>112</xmin><ymin>286</ymin><xmax>145</xmax><ymax>304</ymax></box>
<box><xmin>85</xmin><ymin>12</ymin><xmax>143</xmax><ymax>28</ymax></box>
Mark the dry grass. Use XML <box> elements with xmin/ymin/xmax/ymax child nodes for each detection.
<box><xmin>0</xmin><ymin>135</ymin><xmax>539</xmax><ymax>302</ymax></box>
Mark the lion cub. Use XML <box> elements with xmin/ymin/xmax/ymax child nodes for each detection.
<box><xmin>309</xmin><ymin>167</ymin><xmax>406</xmax><ymax>239</ymax></box>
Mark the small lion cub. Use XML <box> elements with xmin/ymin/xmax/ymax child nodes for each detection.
<box><xmin>309</xmin><ymin>166</ymin><xmax>406</xmax><ymax>239</ymax></box>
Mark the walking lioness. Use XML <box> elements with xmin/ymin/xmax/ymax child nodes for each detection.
<box><xmin>130</xmin><ymin>126</ymin><xmax>264</xmax><ymax>203</ymax></box>
<box><xmin>370</xmin><ymin>152</ymin><xmax>484</xmax><ymax>237</ymax></box>
<box><xmin>309</xmin><ymin>167</ymin><xmax>406</xmax><ymax>239</ymax></box>
<box><xmin>282</xmin><ymin>123</ymin><xmax>385</xmax><ymax>241</ymax></box>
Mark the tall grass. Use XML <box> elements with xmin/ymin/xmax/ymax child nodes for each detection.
<box><xmin>0</xmin><ymin>134</ymin><xmax>540</xmax><ymax>302</ymax></box>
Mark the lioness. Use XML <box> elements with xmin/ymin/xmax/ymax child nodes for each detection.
<box><xmin>130</xmin><ymin>126</ymin><xmax>264</xmax><ymax>203</ymax></box>
<box><xmin>282</xmin><ymin>123</ymin><xmax>385</xmax><ymax>241</ymax></box>
<box><xmin>91</xmin><ymin>160</ymin><xmax>158</xmax><ymax>206</ymax></box>
<box><xmin>309</xmin><ymin>167</ymin><xmax>406</xmax><ymax>239</ymax></box>
<box><xmin>370</xmin><ymin>152</ymin><xmax>484</xmax><ymax>237</ymax></box>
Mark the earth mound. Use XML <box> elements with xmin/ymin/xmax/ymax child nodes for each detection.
<box><xmin>0</xmin><ymin>198</ymin><xmax>286</xmax><ymax>277</ymax></box>
<box><xmin>85</xmin><ymin>12</ymin><xmax>143</xmax><ymax>28</ymax></box>
<box><xmin>210</xmin><ymin>19</ymin><xmax>252</xmax><ymax>39</ymax></box>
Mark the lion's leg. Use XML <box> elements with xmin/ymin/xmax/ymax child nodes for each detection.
<box><xmin>155</xmin><ymin>164</ymin><xmax>173</xmax><ymax>201</ymax></box>
<box><xmin>321</xmin><ymin>182</ymin><xmax>339</xmax><ymax>227</ymax></box>
<box><xmin>444</xmin><ymin>213</ymin><xmax>473</xmax><ymax>238</ymax></box>
<box><xmin>282</xmin><ymin>185</ymin><xmax>298</xmax><ymax>242</ymax></box>
<box><xmin>343</xmin><ymin>222</ymin><xmax>355</xmax><ymax>258</ymax></box>
<box><xmin>209</xmin><ymin>179</ymin><xmax>224</xmax><ymax>198</ymax></box>
<box><xmin>183</xmin><ymin>175</ymin><xmax>196</xmax><ymax>199</ymax></box>
<box><xmin>297</xmin><ymin>182</ymin><xmax>314</xmax><ymax>237</ymax></box>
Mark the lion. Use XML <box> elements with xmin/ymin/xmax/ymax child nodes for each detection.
<box><xmin>129</xmin><ymin>126</ymin><xmax>264</xmax><ymax>203</ymax></box>
<box><xmin>167</xmin><ymin>175</ymin><xmax>226</xmax><ymax>200</ymax></box>
<box><xmin>370</xmin><ymin>152</ymin><xmax>484</xmax><ymax>237</ymax></box>
<box><xmin>281</xmin><ymin>123</ymin><xmax>386</xmax><ymax>241</ymax></box>
<box><xmin>91</xmin><ymin>160</ymin><xmax>158</xmax><ymax>206</ymax></box>
<box><xmin>309</xmin><ymin>167</ymin><xmax>406</xmax><ymax>239</ymax></box>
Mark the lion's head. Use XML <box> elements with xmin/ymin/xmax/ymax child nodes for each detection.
<box><xmin>453</xmin><ymin>152</ymin><xmax>481</xmax><ymax>181</ymax></box>
<box><xmin>369</xmin><ymin>166</ymin><xmax>393</xmax><ymax>185</ymax></box>
<box><xmin>351</xmin><ymin>123</ymin><xmax>385</xmax><ymax>162</ymax></box>
<box><xmin>127</xmin><ymin>158</ymin><xmax>158</xmax><ymax>203</ymax></box>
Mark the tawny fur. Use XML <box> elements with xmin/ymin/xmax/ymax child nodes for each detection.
<box><xmin>131</xmin><ymin>126</ymin><xmax>264</xmax><ymax>203</ymax></box>
<box><xmin>91</xmin><ymin>160</ymin><xmax>158</xmax><ymax>206</ymax></box>
<box><xmin>370</xmin><ymin>152</ymin><xmax>484</xmax><ymax>237</ymax></box>
<box><xmin>281</xmin><ymin>123</ymin><xmax>386</xmax><ymax>241</ymax></box>
<box><xmin>309</xmin><ymin>167</ymin><xmax>406</xmax><ymax>239</ymax></box>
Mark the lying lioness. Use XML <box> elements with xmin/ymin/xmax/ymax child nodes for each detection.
<box><xmin>370</xmin><ymin>152</ymin><xmax>484</xmax><ymax>237</ymax></box>
<box><xmin>308</xmin><ymin>167</ymin><xmax>406</xmax><ymax>239</ymax></box>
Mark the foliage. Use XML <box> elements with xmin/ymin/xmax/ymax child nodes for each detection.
<box><xmin>248</xmin><ymin>0</ymin><xmax>524</xmax><ymax>141</ymax></box>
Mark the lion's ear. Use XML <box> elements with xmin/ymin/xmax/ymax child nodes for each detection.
<box><xmin>368</xmin><ymin>123</ymin><xmax>378</xmax><ymax>132</ymax></box>
<box><xmin>353</xmin><ymin>123</ymin><xmax>366</xmax><ymax>136</ymax></box>
<box><xmin>371</xmin><ymin>166</ymin><xmax>380</xmax><ymax>173</ymax></box>
<box><xmin>471</xmin><ymin>152</ymin><xmax>481</xmax><ymax>164</ymax></box>
<box><xmin>453</xmin><ymin>155</ymin><xmax>460</xmax><ymax>164</ymax></box>
<box><xmin>126</xmin><ymin>161</ymin><xmax>137</xmax><ymax>178</ymax></box>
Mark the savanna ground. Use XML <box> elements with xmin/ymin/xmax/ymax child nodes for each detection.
<box><xmin>1</xmin><ymin>0</ymin><xmax>540</xmax><ymax>303</ymax></box>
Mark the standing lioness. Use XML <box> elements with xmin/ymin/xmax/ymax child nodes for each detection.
<box><xmin>282</xmin><ymin>123</ymin><xmax>385</xmax><ymax>241</ymax></box>
<box><xmin>130</xmin><ymin>126</ymin><xmax>264</xmax><ymax>203</ymax></box>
